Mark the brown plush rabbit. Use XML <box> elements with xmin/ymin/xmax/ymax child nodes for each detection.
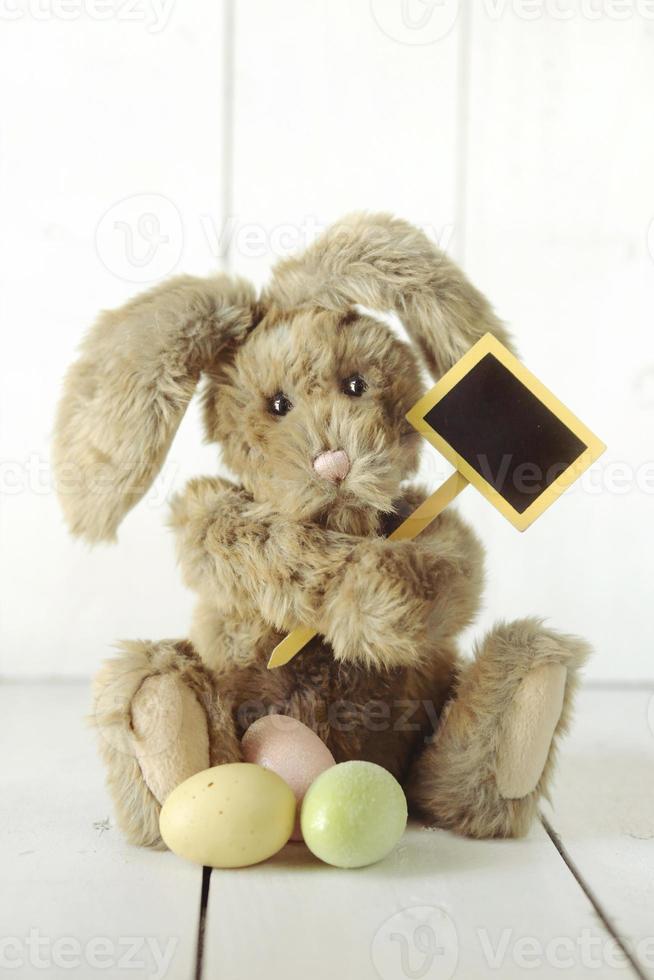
<box><xmin>54</xmin><ymin>212</ymin><xmax>589</xmax><ymax>848</ymax></box>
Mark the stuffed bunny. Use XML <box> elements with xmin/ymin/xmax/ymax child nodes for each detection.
<box><xmin>54</xmin><ymin>213</ymin><xmax>589</xmax><ymax>848</ymax></box>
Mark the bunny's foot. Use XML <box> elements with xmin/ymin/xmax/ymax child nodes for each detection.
<box><xmin>91</xmin><ymin>639</ymin><xmax>239</xmax><ymax>847</ymax></box>
<box><xmin>406</xmin><ymin>619</ymin><xmax>590</xmax><ymax>839</ymax></box>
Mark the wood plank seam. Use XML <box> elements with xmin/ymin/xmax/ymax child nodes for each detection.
<box><xmin>220</xmin><ymin>0</ymin><xmax>236</xmax><ymax>272</ymax></box>
<box><xmin>541</xmin><ymin>813</ymin><xmax>647</xmax><ymax>980</ymax></box>
<box><xmin>194</xmin><ymin>866</ymin><xmax>213</xmax><ymax>980</ymax></box>
<box><xmin>454</xmin><ymin>0</ymin><xmax>472</xmax><ymax>264</ymax></box>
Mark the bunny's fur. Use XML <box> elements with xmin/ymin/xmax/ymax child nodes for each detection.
<box><xmin>55</xmin><ymin>213</ymin><xmax>589</xmax><ymax>848</ymax></box>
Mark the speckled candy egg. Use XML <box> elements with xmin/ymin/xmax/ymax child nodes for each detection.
<box><xmin>159</xmin><ymin>763</ymin><xmax>295</xmax><ymax>868</ymax></box>
<box><xmin>241</xmin><ymin>714</ymin><xmax>335</xmax><ymax>840</ymax></box>
<box><xmin>300</xmin><ymin>760</ymin><xmax>408</xmax><ymax>868</ymax></box>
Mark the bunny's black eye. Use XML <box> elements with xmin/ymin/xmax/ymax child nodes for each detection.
<box><xmin>269</xmin><ymin>392</ymin><xmax>293</xmax><ymax>416</ymax></box>
<box><xmin>342</xmin><ymin>374</ymin><xmax>368</xmax><ymax>397</ymax></box>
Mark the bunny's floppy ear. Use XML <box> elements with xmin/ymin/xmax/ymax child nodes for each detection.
<box><xmin>54</xmin><ymin>273</ymin><xmax>256</xmax><ymax>543</ymax></box>
<box><xmin>265</xmin><ymin>212</ymin><xmax>513</xmax><ymax>379</ymax></box>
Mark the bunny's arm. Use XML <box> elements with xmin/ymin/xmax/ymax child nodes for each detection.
<box><xmin>170</xmin><ymin>478</ymin><xmax>483</xmax><ymax>669</ymax></box>
<box><xmin>170</xmin><ymin>476</ymin><xmax>354</xmax><ymax>635</ymax></box>
<box><xmin>397</xmin><ymin>485</ymin><xmax>486</xmax><ymax>641</ymax></box>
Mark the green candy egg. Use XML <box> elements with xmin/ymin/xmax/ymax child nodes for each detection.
<box><xmin>300</xmin><ymin>761</ymin><xmax>408</xmax><ymax>868</ymax></box>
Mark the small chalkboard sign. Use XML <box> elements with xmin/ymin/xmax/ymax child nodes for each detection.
<box><xmin>267</xmin><ymin>333</ymin><xmax>605</xmax><ymax>668</ymax></box>
<box><xmin>406</xmin><ymin>333</ymin><xmax>605</xmax><ymax>531</ymax></box>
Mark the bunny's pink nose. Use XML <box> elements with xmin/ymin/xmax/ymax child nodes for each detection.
<box><xmin>313</xmin><ymin>449</ymin><xmax>350</xmax><ymax>483</ymax></box>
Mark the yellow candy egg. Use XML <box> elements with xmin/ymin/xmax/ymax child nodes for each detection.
<box><xmin>159</xmin><ymin>763</ymin><xmax>295</xmax><ymax>868</ymax></box>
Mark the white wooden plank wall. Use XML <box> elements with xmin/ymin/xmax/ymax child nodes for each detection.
<box><xmin>226</xmin><ymin>0</ymin><xmax>461</xmax><ymax>287</ymax></box>
<box><xmin>459</xmin><ymin>7</ymin><xmax>654</xmax><ymax>682</ymax></box>
<box><xmin>0</xmin><ymin>5</ymin><xmax>651</xmax><ymax>677</ymax></box>
<box><xmin>0</xmin><ymin>3</ymin><xmax>231</xmax><ymax>677</ymax></box>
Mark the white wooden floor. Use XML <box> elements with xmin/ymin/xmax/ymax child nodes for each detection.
<box><xmin>1</xmin><ymin>684</ymin><xmax>652</xmax><ymax>980</ymax></box>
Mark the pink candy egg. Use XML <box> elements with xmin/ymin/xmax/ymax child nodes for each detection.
<box><xmin>241</xmin><ymin>715</ymin><xmax>335</xmax><ymax>840</ymax></box>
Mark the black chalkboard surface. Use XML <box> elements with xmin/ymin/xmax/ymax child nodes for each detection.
<box><xmin>423</xmin><ymin>352</ymin><xmax>587</xmax><ymax>514</ymax></box>
<box><xmin>406</xmin><ymin>333</ymin><xmax>605</xmax><ymax>531</ymax></box>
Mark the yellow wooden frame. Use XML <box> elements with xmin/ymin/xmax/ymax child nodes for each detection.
<box><xmin>405</xmin><ymin>333</ymin><xmax>606</xmax><ymax>532</ymax></box>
